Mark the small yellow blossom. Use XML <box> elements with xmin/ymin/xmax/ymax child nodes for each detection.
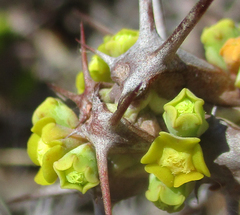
<box><xmin>163</xmin><ymin>88</ymin><xmax>209</xmax><ymax>137</ymax></box>
<box><xmin>53</xmin><ymin>143</ymin><xmax>99</xmax><ymax>194</ymax></box>
<box><xmin>146</xmin><ymin>174</ymin><xmax>194</xmax><ymax>213</ymax></box>
<box><xmin>141</xmin><ymin>132</ymin><xmax>210</xmax><ymax>188</ymax></box>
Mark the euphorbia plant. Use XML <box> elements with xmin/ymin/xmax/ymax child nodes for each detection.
<box><xmin>27</xmin><ymin>0</ymin><xmax>240</xmax><ymax>214</ymax></box>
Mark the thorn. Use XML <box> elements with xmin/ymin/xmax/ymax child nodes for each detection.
<box><xmin>139</xmin><ymin>0</ymin><xmax>157</xmax><ymax>38</ymax></box>
<box><xmin>211</xmin><ymin>106</ymin><xmax>217</xmax><ymax>116</ymax></box>
<box><xmin>76</xmin><ymin>38</ymin><xmax>116</xmax><ymax>69</ymax></box>
<box><xmin>160</xmin><ymin>0</ymin><xmax>214</xmax><ymax>59</ymax></box>
<box><xmin>95</xmin><ymin>149</ymin><xmax>112</xmax><ymax>215</ymax></box>
<box><xmin>74</xmin><ymin>10</ymin><xmax>113</xmax><ymax>35</ymax></box>
<box><xmin>110</xmin><ymin>83</ymin><xmax>142</xmax><ymax>126</ymax></box>
<box><xmin>80</xmin><ymin>22</ymin><xmax>94</xmax><ymax>85</ymax></box>
<box><xmin>153</xmin><ymin>0</ymin><xmax>167</xmax><ymax>39</ymax></box>
<box><xmin>48</xmin><ymin>83</ymin><xmax>82</xmax><ymax>107</ymax></box>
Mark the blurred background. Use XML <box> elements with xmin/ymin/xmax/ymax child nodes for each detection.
<box><xmin>0</xmin><ymin>0</ymin><xmax>239</xmax><ymax>214</ymax></box>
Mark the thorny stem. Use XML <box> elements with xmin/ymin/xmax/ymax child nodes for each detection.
<box><xmin>161</xmin><ymin>0</ymin><xmax>214</xmax><ymax>58</ymax></box>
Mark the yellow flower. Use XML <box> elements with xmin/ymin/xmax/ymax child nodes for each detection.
<box><xmin>141</xmin><ymin>132</ymin><xmax>210</xmax><ymax>188</ymax></box>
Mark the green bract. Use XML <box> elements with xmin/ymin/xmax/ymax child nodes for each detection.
<box><xmin>163</xmin><ymin>88</ymin><xmax>208</xmax><ymax>137</ymax></box>
<box><xmin>201</xmin><ymin>19</ymin><xmax>240</xmax><ymax>70</ymax></box>
<box><xmin>141</xmin><ymin>132</ymin><xmax>210</xmax><ymax>188</ymax></box>
<box><xmin>76</xmin><ymin>28</ymin><xmax>139</xmax><ymax>89</ymax></box>
<box><xmin>53</xmin><ymin>143</ymin><xmax>99</xmax><ymax>194</ymax></box>
<box><xmin>146</xmin><ymin>174</ymin><xmax>194</xmax><ymax>213</ymax></box>
<box><xmin>27</xmin><ymin>97</ymin><xmax>81</xmax><ymax>185</ymax></box>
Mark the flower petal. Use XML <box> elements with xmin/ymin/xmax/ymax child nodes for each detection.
<box><xmin>31</xmin><ymin>117</ymin><xmax>55</xmax><ymax>136</ymax></box>
<box><xmin>27</xmin><ymin>133</ymin><xmax>40</xmax><ymax>166</ymax></box>
<box><xmin>141</xmin><ymin>136</ymin><xmax>164</xmax><ymax>164</ymax></box>
<box><xmin>34</xmin><ymin>168</ymin><xmax>53</xmax><ymax>185</ymax></box>
<box><xmin>192</xmin><ymin>144</ymin><xmax>211</xmax><ymax>177</ymax></box>
<box><xmin>145</xmin><ymin>164</ymin><xmax>174</xmax><ymax>187</ymax></box>
<box><xmin>42</xmin><ymin>145</ymin><xmax>67</xmax><ymax>183</ymax></box>
<box><xmin>41</xmin><ymin>122</ymin><xmax>73</xmax><ymax>144</ymax></box>
<box><xmin>174</xmin><ymin>171</ymin><xmax>203</xmax><ymax>187</ymax></box>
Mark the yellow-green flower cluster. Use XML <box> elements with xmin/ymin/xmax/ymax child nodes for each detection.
<box><xmin>76</xmin><ymin>29</ymin><xmax>139</xmax><ymax>93</ymax></box>
<box><xmin>27</xmin><ymin>97</ymin><xmax>99</xmax><ymax>193</ymax></box>
<box><xmin>141</xmin><ymin>88</ymin><xmax>210</xmax><ymax>212</ymax></box>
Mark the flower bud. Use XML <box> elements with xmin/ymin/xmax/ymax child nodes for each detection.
<box><xmin>53</xmin><ymin>143</ymin><xmax>99</xmax><ymax>194</ymax></box>
<box><xmin>88</xmin><ymin>29</ymin><xmax>139</xmax><ymax>82</ymax></box>
<box><xmin>141</xmin><ymin>132</ymin><xmax>210</xmax><ymax>188</ymax></box>
<box><xmin>148</xmin><ymin>91</ymin><xmax>169</xmax><ymax>115</ymax></box>
<box><xmin>220</xmin><ymin>37</ymin><xmax>240</xmax><ymax>74</ymax></box>
<box><xmin>146</xmin><ymin>174</ymin><xmax>194</xmax><ymax>213</ymax></box>
<box><xmin>163</xmin><ymin>88</ymin><xmax>208</xmax><ymax>137</ymax></box>
<box><xmin>32</xmin><ymin>97</ymin><xmax>78</xmax><ymax>128</ymax></box>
